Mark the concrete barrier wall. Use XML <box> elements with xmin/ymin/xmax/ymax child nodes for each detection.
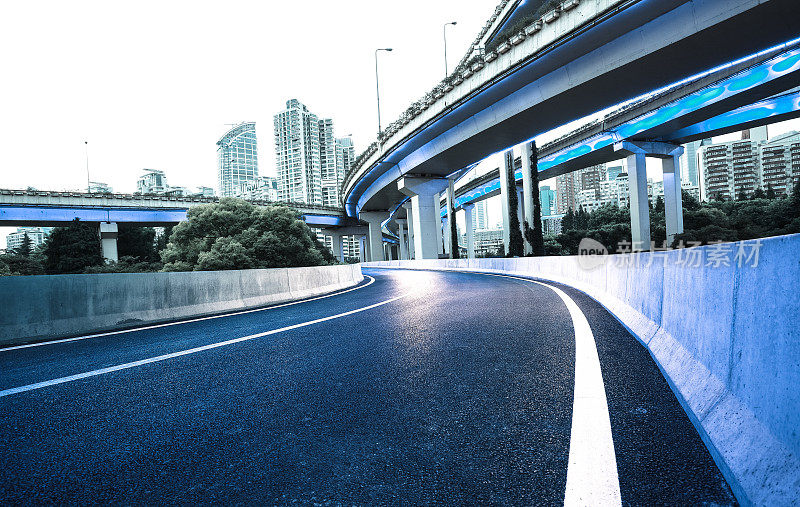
<box><xmin>0</xmin><ymin>264</ymin><xmax>363</xmax><ymax>347</ymax></box>
<box><xmin>364</xmin><ymin>233</ymin><xmax>800</xmax><ymax>506</ymax></box>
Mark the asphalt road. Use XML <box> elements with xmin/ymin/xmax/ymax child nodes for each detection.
<box><xmin>0</xmin><ymin>268</ymin><xmax>736</xmax><ymax>505</ymax></box>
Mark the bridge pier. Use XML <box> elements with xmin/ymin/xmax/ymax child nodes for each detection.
<box><xmin>500</xmin><ymin>149</ymin><xmax>523</xmax><ymax>255</ymax></box>
<box><xmin>463</xmin><ymin>203</ymin><xmax>475</xmax><ymax>259</ymax></box>
<box><xmin>99</xmin><ymin>222</ymin><xmax>118</xmax><ymax>263</ymax></box>
<box><xmin>329</xmin><ymin>232</ymin><xmax>344</xmax><ymax>263</ymax></box>
<box><xmin>398</xmin><ymin>177</ymin><xmax>448</xmax><ymax>260</ymax></box>
<box><xmin>358</xmin><ymin>211</ymin><xmax>389</xmax><ymax>262</ymax></box>
<box><xmin>395</xmin><ymin>219</ymin><xmax>408</xmax><ymax>260</ymax></box>
<box><xmin>402</xmin><ymin>202</ymin><xmax>415</xmax><ymax>260</ymax></box>
<box><xmin>358</xmin><ymin>236</ymin><xmax>366</xmax><ymax>263</ymax></box>
<box><xmin>616</xmin><ymin>141</ymin><xmax>685</xmax><ymax>249</ymax></box>
<box><xmin>446</xmin><ymin>178</ymin><xmax>456</xmax><ymax>258</ymax></box>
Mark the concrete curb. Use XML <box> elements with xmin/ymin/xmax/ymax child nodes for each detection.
<box><xmin>364</xmin><ymin>235</ymin><xmax>800</xmax><ymax>506</ymax></box>
<box><xmin>0</xmin><ymin>264</ymin><xmax>363</xmax><ymax>347</ymax></box>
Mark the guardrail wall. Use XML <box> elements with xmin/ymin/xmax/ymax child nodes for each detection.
<box><xmin>364</xmin><ymin>233</ymin><xmax>800</xmax><ymax>505</ymax></box>
<box><xmin>0</xmin><ymin>264</ymin><xmax>363</xmax><ymax>347</ymax></box>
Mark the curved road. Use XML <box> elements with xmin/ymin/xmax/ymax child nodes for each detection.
<box><xmin>0</xmin><ymin>269</ymin><xmax>735</xmax><ymax>505</ymax></box>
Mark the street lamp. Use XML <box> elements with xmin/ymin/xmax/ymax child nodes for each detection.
<box><xmin>375</xmin><ymin>47</ymin><xmax>393</xmax><ymax>136</ymax></box>
<box><xmin>443</xmin><ymin>21</ymin><xmax>457</xmax><ymax>78</ymax></box>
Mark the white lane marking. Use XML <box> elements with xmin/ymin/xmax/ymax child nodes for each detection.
<box><xmin>0</xmin><ymin>275</ymin><xmax>376</xmax><ymax>353</ymax></box>
<box><xmin>0</xmin><ymin>288</ymin><xmax>410</xmax><ymax>398</ymax></box>
<box><xmin>463</xmin><ymin>272</ymin><xmax>622</xmax><ymax>505</ymax></box>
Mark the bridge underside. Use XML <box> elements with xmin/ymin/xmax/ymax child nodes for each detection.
<box><xmin>349</xmin><ymin>0</ymin><xmax>800</xmax><ymax>214</ymax></box>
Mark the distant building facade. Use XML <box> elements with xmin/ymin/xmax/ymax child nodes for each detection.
<box><xmin>274</xmin><ymin>99</ymin><xmax>353</xmax><ymax>207</ymax></box>
<box><xmin>700</xmin><ymin>128</ymin><xmax>800</xmax><ymax>200</ymax></box>
<box><xmin>217</xmin><ymin>122</ymin><xmax>259</xmax><ymax>198</ymax></box>
<box><xmin>6</xmin><ymin>227</ymin><xmax>48</xmax><ymax>252</ymax></box>
<box><xmin>137</xmin><ymin>169</ymin><xmax>168</xmax><ymax>194</ymax></box>
<box><xmin>88</xmin><ymin>181</ymin><xmax>112</xmax><ymax>193</ymax></box>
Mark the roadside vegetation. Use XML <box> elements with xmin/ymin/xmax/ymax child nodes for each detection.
<box><xmin>0</xmin><ymin>199</ymin><xmax>336</xmax><ymax>275</ymax></box>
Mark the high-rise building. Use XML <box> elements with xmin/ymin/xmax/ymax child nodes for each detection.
<box><xmin>274</xmin><ymin>100</ymin><xmax>322</xmax><ymax>205</ymax></box>
<box><xmin>539</xmin><ymin>186</ymin><xmax>555</xmax><ymax>216</ymax></box>
<box><xmin>331</xmin><ymin>137</ymin><xmax>355</xmax><ymax>207</ymax></box>
<box><xmin>137</xmin><ymin>169</ymin><xmax>168</xmax><ymax>194</ymax></box>
<box><xmin>555</xmin><ymin>165</ymin><xmax>604</xmax><ymax>214</ymax></box>
<box><xmin>682</xmin><ymin>139</ymin><xmax>710</xmax><ymax>187</ymax></box>
<box><xmin>606</xmin><ymin>165</ymin><xmax>623</xmax><ymax>181</ymax></box>
<box><xmin>699</xmin><ymin>128</ymin><xmax>799</xmax><ymax>201</ymax></box>
<box><xmin>274</xmin><ymin>99</ymin><xmax>355</xmax><ymax>207</ymax></box>
<box><xmin>217</xmin><ymin>122</ymin><xmax>259</xmax><ymax>198</ymax></box>
<box><xmin>760</xmin><ymin>131</ymin><xmax>800</xmax><ymax>196</ymax></box>
<box><xmin>240</xmin><ymin>176</ymin><xmax>279</xmax><ymax>201</ymax></box>
<box><xmin>474</xmin><ymin>200</ymin><xmax>489</xmax><ymax>230</ymax></box>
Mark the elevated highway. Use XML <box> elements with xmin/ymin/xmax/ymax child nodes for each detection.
<box><xmin>0</xmin><ymin>189</ymin><xmax>349</xmax><ymax>262</ymax></box>
<box><xmin>342</xmin><ymin>0</ymin><xmax>800</xmax><ymax>260</ymax></box>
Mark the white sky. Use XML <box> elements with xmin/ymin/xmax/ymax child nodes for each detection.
<box><xmin>0</xmin><ymin>0</ymin><xmax>498</xmax><ymax>194</ymax></box>
<box><xmin>1</xmin><ymin>1</ymin><xmax>798</xmax><ymax>244</ymax></box>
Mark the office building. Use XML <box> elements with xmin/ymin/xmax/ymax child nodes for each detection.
<box><xmin>217</xmin><ymin>122</ymin><xmax>259</xmax><ymax>198</ymax></box>
<box><xmin>555</xmin><ymin>165</ymin><xmax>605</xmax><ymax>214</ymax></box>
<box><xmin>539</xmin><ymin>186</ymin><xmax>555</xmax><ymax>216</ymax></box>
<box><xmin>137</xmin><ymin>169</ymin><xmax>168</xmax><ymax>194</ymax></box>
<box><xmin>6</xmin><ymin>227</ymin><xmax>48</xmax><ymax>252</ymax></box>
<box><xmin>240</xmin><ymin>176</ymin><xmax>279</xmax><ymax>201</ymax></box>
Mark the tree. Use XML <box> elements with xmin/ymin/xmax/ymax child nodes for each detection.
<box><xmin>527</xmin><ymin>141</ymin><xmax>545</xmax><ymax>256</ymax></box>
<box><xmin>160</xmin><ymin>198</ymin><xmax>334</xmax><ymax>271</ymax></box>
<box><xmin>16</xmin><ymin>233</ymin><xmax>32</xmax><ymax>257</ymax></box>
<box><xmin>766</xmin><ymin>183</ymin><xmax>776</xmax><ymax>200</ymax></box>
<box><xmin>562</xmin><ymin>208</ymin><xmax>575</xmax><ymax>232</ymax></box>
<box><xmin>449</xmin><ymin>198</ymin><xmax>460</xmax><ymax>259</ymax></box>
<box><xmin>117</xmin><ymin>225</ymin><xmax>158</xmax><ymax>262</ymax></box>
<box><xmin>504</xmin><ymin>151</ymin><xmax>524</xmax><ymax>257</ymax></box>
<box><xmin>42</xmin><ymin>219</ymin><xmax>103</xmax><ymax>274</ymax></box>
<box><xmin>752</xmin><ymin>187</ymin><xmax>766</xmax><ymax>200</ymax></box>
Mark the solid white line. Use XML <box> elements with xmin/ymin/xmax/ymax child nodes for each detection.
<box><xmin>0</xmin><ymin>287</ymin><xmax>410</xmax><ymax>398</ymax></box>
<box><xmin>455</xmin><ymin>271</ymin><xmax>621</xmax><ymax>505</ymax></box>
<box><xmin>0</xmin><ymin>275</ymin><xmax>376</xmax><ymax>353</ymax></box>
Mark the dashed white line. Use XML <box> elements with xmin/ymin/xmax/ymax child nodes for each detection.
<box><xmin>0</xmin><ymin>275</ymin><xmax>376</xmax><ymax>353</ymax></box>
<box><xmin>0</xmin><ymin>287</ymin><xmax>410</xmax><ymax>398</ymax></box>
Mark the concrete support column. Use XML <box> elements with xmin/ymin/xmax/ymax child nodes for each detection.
<box><xmin>463</xmin><ymin>203</ymin><xmax>475</xmax><ymax>259</ymax></box>
<box><xmin>442</xmin><ymin>216</ymin><xmax>450</xmax><ymax>255</ymax></box>
<box><xmin>359</xmin><ymin>211</ymin><xmax>389</xmax><ymax>262</ymax></box>
<box><xmin>521</xmin><ymin>141</ymin><xmax>536</xmax><ymax>232</ymax></box>
<box><xmin>616</xmin><ymin>141</ymin><xmax>685</xmax><ymax>250</ymax></box>
<box><xmin>398</xmin><ymin>177</ymin><xmax>448</xmax><ymax>260</ymax></box>
<box><xmin>626</xmin><ymin>152</ymin><xmax>651</xmax><ymax>250</ymax></box>
<box><xmin>403</xmin><ymin>202</ymin><xmax>415</xmax><ymax>260</ymax></box>
<box><xmin>329</xmin><ymin>233</ymin><xmax>344</xmax><ymax>262</ymax></box>
<box><xmin>499</xmin><ymin>149</ymin><xmax>515</xmax><ymax>252</ymax></box>
<box><xmin>662</xmin><ymin>152</ymin><xmax>685</xmax><ymax>246</ymax></box>
<box><xmin>99</xmin><ymin>222</ymin><xmax>118</xmax><ymax>263</ymax></box>
<box><xmin>436</xmin><ymin>193</ymin><xmax>444</xmax><ymax>256</ymax></box>
<box><xmin>517</xmin><ymin>187</ymin><xmax>526</xmax><ymax>248</ymax></box>
<box><xmin>446</xmin><ymin>178</ymin><xmax>456</xmax><ymax>257</ymax></box>
<box><xmin>358</xmin><ymin>235</ymin><xmax>366</xmax><ymax>263</ymax></box>
<box><xmin>396</xmin><ymin>219</ymin><xmax>408</xmax><ymax>260</ymax></box>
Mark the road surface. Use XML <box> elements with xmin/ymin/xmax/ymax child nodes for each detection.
<box><xmin>0</xmin><ymin>268</ymin><xmax>735</xmax><ymax>505</ymax></box>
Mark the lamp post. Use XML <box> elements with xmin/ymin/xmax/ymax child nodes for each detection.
<box><xmin>443</xmin><ymin>21</ymin><xmax>457</xmax><ymax>77</ymax></box>
<box><xmin>84</xmin><ymin>140</ymin><xmax>90</xmax><ymax>193</ymax></box>
<box><xmin>374</xmin><ymin>48</ymin><xmax>393</xmax><ymax>136</ymax></box>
